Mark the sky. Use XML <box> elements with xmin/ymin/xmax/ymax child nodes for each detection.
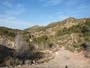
<box><xmin>0</xmin><ymin>0</ymin><xmax>90</xmax><ymax>29</ymax></box>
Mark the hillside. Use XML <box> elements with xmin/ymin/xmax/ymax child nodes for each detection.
<box><xmin>25</xmin><ymin>17</ymin><xmax>90</xmax><ymax>51</ymax></box>
<box><xmin>0</xmin><ymin>17</ymin><xmax>90</xmax><ymax>67</ymax></box>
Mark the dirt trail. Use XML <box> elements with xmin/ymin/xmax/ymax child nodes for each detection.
<box><xmin>15</xmin><ymin>47</ymin><xmax>90</xmax><ymax>68</ymax></box>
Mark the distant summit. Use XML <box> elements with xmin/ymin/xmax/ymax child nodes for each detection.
<box><xmin>64</xmin><ymin>17</ymin><xmax>76</xmax><ymax>20</ymax></box>
<box><xmin>63</xmin><ymin>17</ymin><xmax>77</xmax><ymax>23</ymax></box>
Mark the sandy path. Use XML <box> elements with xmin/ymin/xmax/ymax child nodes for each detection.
<box><xmin>15</xmin><ymin>47</ymin><xmax>90</xmax><ymax>68</ymax></box>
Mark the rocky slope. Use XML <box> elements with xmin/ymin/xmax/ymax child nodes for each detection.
<box><xmin>14</xmin><ymin>47</ymin><xmax>90</xmax><ymax>68</ymax></box>
<box><xmin>0</xmin><ymin>17</ymin><xmax>90</xmax><ymax>67</ymax></box>
<box><xmin>25</xmin><ymin>17</ymin><xmax>90</xmax><ymax>52</ymax></box>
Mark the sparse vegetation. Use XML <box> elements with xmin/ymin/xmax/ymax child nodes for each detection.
<box><xmin>0</xmin><ymin>18</ymin><xmax>90</xmax><ymax>67</ymax></box>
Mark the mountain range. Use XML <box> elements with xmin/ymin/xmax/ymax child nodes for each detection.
<box><xmin>0</xmin><ymin>17</ymin><xmax>90</xmax><ymax>67</ymax></box>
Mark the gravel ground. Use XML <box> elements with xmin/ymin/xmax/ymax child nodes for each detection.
<box><xmin>11</xmin><ymin>47</ymin><xmax>90</xmax><ymax>68</ymax></box>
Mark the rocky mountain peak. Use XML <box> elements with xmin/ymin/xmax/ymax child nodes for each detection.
<box><xmin>64</xmin><ymin>17</ymin><xmax>77</xmax><ymax>23</ymax></box>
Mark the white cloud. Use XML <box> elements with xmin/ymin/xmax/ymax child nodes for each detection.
<box><xmin>0</xmin><ymin>16</ymin><xmax>32</xmax><ymax>29</ymax></box>
<box><xmin>0</xmin><ymin>0</ymin><xmax>25</xmax><ymax>16</ymax></box>
<box><xmin>39</xmin><ymin>0</ymin><xmax>65</xmax><ymax>6</ymax></box>
<box><xmin>5</xmin><ymin>4</ymin><xmax>25</xmax><ymax>16</ymax></box>
<box><xmin>0</xmin><ymin>0</ymin><xmax>30</xmax><ymax>29</ymax></box>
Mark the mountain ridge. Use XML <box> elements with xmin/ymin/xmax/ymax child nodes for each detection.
<box><xmin>0</xmin><ymin>17</ymin><xmax>90</xmax><ymax>67</ymax></box>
